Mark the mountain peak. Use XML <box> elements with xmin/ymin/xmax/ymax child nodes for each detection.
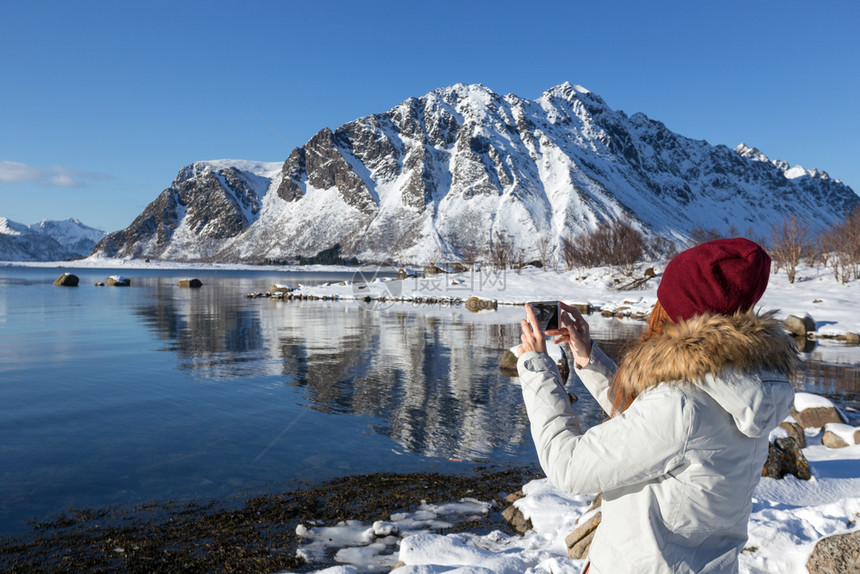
<box><xmin>735</xmin><ymin>142</ymin><xmax>769</xmax><ymax>162</ymax></box>
<box><xmin>91</xmin><ymin>83</ymin><xmax>858</xmax><ymax>264</ymax></box>
<box><xmin>735</xmin><ymin>143</ymin><xmax>837</xmax><ymax>183</ymax></box>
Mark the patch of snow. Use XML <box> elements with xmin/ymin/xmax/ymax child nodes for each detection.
<box><xmin>795</xmin><ymin>392</ymin><xmax>836</xmax><ymax>412</ymax></box>
<box><xmin>197</xmin><ymin>159</ymin><xmax>283</xmax><ymax>179</ymax></box>
<box><xmin>769</xmin><ymin>426</ymin><xmax>790</xmax><ymax>442</ymax></box>
<box><xmin>784</xmin><ymin>165</ymin><xmax>810</xmax><ymax>179</ymax></box>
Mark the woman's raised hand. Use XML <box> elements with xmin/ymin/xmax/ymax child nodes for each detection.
<box><xmin>519</xmin><ymin>303</ymin><xmax>548</xmax><ymax>356</ymax></box>
<box><xmin>546</xmin><ymin>303</ymin><xmax>593</xmax><ymax>368</ymax></box>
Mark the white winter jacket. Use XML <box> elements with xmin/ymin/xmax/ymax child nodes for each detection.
<box><xmin>517</xmin><ymin>311</ymin><xmax>796</xmax><ymax>573</ymax></box>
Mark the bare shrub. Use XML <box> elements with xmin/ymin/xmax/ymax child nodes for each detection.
<box><xmin>648</xmin><ymin>235</ymin><xmax>679</xmax><ymax>260</ymax></box>
<box><xmin>769</xmin><ymin>215</ymin><xmax>811</xmax><ymax>284</ymax></box>
<box><xmin>560</xmin><ymin>234</ymin><xmax>581</xmax><ymax>271</ymax></box>
<box><xmin>606</xmin><ymin>218</ymin><xmax>646</xmax><ymax>275</ymax></box>
<box><xmin>842</xmin><ymin>206</ymin><xmax>860</xmax><ymax>280</ymax></box>
<box><xmin>689</xmin><ymin>227</ymin><xmax>723</xmax><ymax>246</ymax></box>
<box><xmin>806</xmin><ymin>233</ymin><xmax>829</xmax><ymax>271</ymax></box>
<box><xmin>487</xmin><ymin>230</ymin><xmax>515</xmax><ymax>270</ymax></box>
<box><xmin>535</xmin><ymin>235</ymin><xmax>553</xmax><ymax>270</ymax></box>
<box><xmin>561</xmin><ymin>217</ymin><xmax>645</xmax><ymax>274</ymax></box>
<box><xmin>821</xmin><ymin>205</ymin><xmax>860</xmax><ymax>283</ymax></box>
<box><xmin>513</xmin><ymin>246</ymin><xmax>527</xmax><ymax>275</ymax></box>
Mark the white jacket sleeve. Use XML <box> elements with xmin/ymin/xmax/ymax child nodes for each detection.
<box><xmin>574</xmin><ymin>342</ymin><xmax>618</xmax><ymax>416</ymax></box>
<box><xmin>517</xmin><ymin>351</ymin><xmax>691</xmax><ymax>495</ymax></box>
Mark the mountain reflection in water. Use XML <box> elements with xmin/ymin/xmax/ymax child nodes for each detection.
<box><xmin>132</xmin><ymin>279</ymin><xmax>860</xmax><ymax>462</ymax></box>
<box><xmin>132</xmin><ymin>281</ymin><xmax>646</xmax><ymax>461</ymax></box>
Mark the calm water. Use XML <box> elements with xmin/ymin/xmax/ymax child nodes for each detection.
<box><xmin>0</xmin><ymin>266</ymin><xmax>858</xmax><ymax>536</ymax></box>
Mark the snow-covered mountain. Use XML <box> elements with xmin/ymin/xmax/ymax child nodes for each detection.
<box><xmin>91</xmin><ymin>83</ymin><xmax>858</xmax><ymax>264</ymax></box>
<box><xmin>0</xmin><ymin>217</ymin><xmax>106</xmax><ymax>261</ymax></box>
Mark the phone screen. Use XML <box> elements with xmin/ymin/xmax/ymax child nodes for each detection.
<box><xmin>530</xmin><ymin>301</ymin><xmax>560</xmax><ymax>331</ymax></box>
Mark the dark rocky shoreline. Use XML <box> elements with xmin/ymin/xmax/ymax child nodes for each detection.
<box><xmin>0</xmin><ymin>465</ymin><xmax>542</xmax><ymax>573</ymax></box>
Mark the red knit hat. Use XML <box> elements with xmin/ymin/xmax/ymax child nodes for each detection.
<box><xmin>657</xmin><ymin>238</ymin><xmax>771</xmax><ymax>322</ymax></box>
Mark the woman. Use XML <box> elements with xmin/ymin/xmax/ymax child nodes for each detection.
<box><xmin>517</xmin><ymin>238</ymin><xmax>797</xmax><ymax>573</ymax></box>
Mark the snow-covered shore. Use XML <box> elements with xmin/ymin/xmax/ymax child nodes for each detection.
<box><xmin>291</xmin><ymin>437</ymin><xmax>860</xmax><ymax>574</ymax></box>
<box><xmin>272</xmin><ymin>260</ymin><xmax>855</xmax><ymax>339</ymax></box>
<box><xmin>7</xmin><ymin>255</ymin><xmax>858</xmax><ymax>337</ymax></box>
<box><xmin>13</xmin><ymin>255</ymin><xmax>853</xmax><ymax>336</ymax></box>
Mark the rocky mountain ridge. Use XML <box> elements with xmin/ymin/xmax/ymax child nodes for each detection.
<box><xmin>91</xmin><ymin>83</ymin><xmax>858</xmax><ymax>264</ymax></box>
<box><xmin>0</xmin><ymin>217</ymin><xmax>106</xmax><ymax>261</ymax></box>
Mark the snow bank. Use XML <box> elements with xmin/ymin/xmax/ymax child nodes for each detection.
<box><xmin>293</xmin><ymin>499</ymin><xmax>493</xmax><ymax>572</ymax></box>
<box><xmin>291</xmin><ymin>405</ymin><xmax>860</xmax><ymax>574</ymax></box>
<box><xmin>795</xmin><ymin>392</ymin><xmax>836</xmax><ymax>412</ymax></box>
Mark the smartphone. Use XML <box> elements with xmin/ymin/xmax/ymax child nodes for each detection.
<box><xmin>529</xmin><ymin>301</ymin><xmax>561</xmax><ymax>331</ymax></box>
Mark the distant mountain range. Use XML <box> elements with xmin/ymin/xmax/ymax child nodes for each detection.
<box><xmin>0</xmin><ymin>218</ymin><xmax>105</xmax><ymax>262</ymax></box>
<box><xmin>80</xmin><ymin>83</ymin><xmax>860</xmax><ymax>264</ymax></box>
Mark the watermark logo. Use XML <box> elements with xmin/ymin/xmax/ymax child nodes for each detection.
<box><xmin>412</xmin><ymin>267</ymin><xmax>506</xmax><ymax>295</ymax></box>
<box><xmin>351</xmin><ymin>266</ymin><xmax>402</xmax><ymax>309</ymax></box>
<box><xmin>351</xmin><ymin>265</ymin><xmax>507</xmax><ymax>310</ymax></box>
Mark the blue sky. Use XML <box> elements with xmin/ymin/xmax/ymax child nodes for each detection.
<box><xmin>1</xmin><ymin>0</ymin><xmax>858</xmax><ymax>232</ymax></box>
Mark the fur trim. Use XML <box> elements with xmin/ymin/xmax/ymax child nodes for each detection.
<box><xmin>618</xmin><ymin>311</ymin><xmax>798</xmax><ymax>396</ymax></box>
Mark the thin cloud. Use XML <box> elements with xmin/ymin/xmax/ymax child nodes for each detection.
<box><xmin>0</xmin><ymin>161</ymin><xmax>43</xmax><ymax>182</ymax></box>
<box><xmin>0</xmin><ymin>160</ymin><xmax>114</xmax><ymax>187</ymax></box>
<box><xmin>48</xmin><ymin>172</ymin><xmax>82</xmax><ymax>187</ymax></box>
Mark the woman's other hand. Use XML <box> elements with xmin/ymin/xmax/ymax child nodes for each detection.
<box><xmin>518</xmin><ymin>304</ymin><xmax>548</xmax><ymax>356</ymax></box>
<box><xmin>546</xmin><ymin>303</ymin><xmax>593</xmax><ymax>368</ymax></box>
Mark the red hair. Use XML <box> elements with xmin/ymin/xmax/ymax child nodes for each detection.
<box><xmin>607</xmin><ymin>300</ymin><xmax>673</xmax><ymax>415</ymax></box>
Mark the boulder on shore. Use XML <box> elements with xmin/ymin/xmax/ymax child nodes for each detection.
<box><xmin>806</xmin><ymin>530</ymin><xmax>860</xmax><ymax>574</ymax></box>
<box><xmin>821</xmin><ymin>423</ymin><xmax>860</xmax><ymax>448</ymax></box>
<box><xmin>566</xmin><ymin>512</ymin><xmax>601</xmax><ymax>559</ymax></box>
<box><xmin>762</xmin><ymin>436</ymin><xmax>810</xmax><ymax>480</ymax></box>
<box><xmin>465</xmin><ymin>296</ymin><xmax>497</xmax><ymax>312</ymax></box>
<box><xmin>565</xmin><ymin>495</ymin><xmax>603</xmax><ymax>559</ymax></box>
<box><xmin>778</xmin><ymin>420</ymin><xmax>807</xmax><ymax>449</ymax></box>
<box><xmin>500</xmin><ymin>490</ymin><xmax>531</xmax><ymax>535</ymax></box>
<box><xmin>782</xmin><ymin>314</ymin><xmax>816</xmax><ymax>337</ymax></box>
<box><xmin>53</xmin><ymin>273</ymin><xmax>79</xmax><ymax>287</ymax></box>
<box><xmin>791</xmin><ymin>405</ymin><xmax>846</xmax><ymax>430</ymax></box>
<box><xmin>843</xmin><ymin>332</ymin><xmax>860</xmax><ymax>345</ymax></box>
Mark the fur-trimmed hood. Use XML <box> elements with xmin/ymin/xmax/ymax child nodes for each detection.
<box><xmin>618</xmin><ymin>311</ymin><xmax>798</xmax><ymax>437</ymax></box>
<box><xmin>619</xmin><ymin>311</ymin><xmax>797</xmax><ymax>393</ymax></box>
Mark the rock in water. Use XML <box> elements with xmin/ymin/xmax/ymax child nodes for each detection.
<box><xmin>177</xmin><ymin>278</ymin><xmax>203</xmax><ymax>288</ymax></box>
<box><xmin>106</xmin><ymin>275</ymin><xmax>130</xmax><ymax>287</ymax></box>
<box><xmin>499</xmin><ymin>350</ymin><xmax>519</xmax><ymax>375</ymax></box>
<box><xmin>53</xmin><ymin>273</ymin><xmax>79</xmax><ymax>286</ymax></box>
